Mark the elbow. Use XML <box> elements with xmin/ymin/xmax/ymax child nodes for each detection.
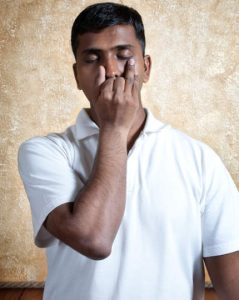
<box><xmin>73</xmin><ymin>234</ymin><xmax>112</xmax><ymax>260</ymax></box>
<box><xmin>72</xmin><ymin>221</ymin><xmax>113</xmax><ymax>260</ymax></box>
<box><xmin>65</xmin><ymin>226</ymin><xmax>113</xmax><ymax>260</ymax></box>
<box><xmin>86</xmin><ymin>243</ymin><xmax>112</xmax><ymax>260</ymax></box>
<box><xmin>44</xmin><ymin>207</ymin><xmax>113</xmax><ymax>260</ymax></box>
<box><xmin>54</xmin><ymin>217</ymin><xmax>113</xmax><ymax>260</ymax></box>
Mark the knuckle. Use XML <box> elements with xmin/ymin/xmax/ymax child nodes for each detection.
<box><xmin>113</xmin><ymin>93</ymin><xmax>122</xmax><ymax>103</ymax></box>
<box><xmin>130</xmin><ymin>100</ymin><xmax>138</xmax><ymax>108</ymax></box>
<box><xmin>101</xmin><ymin>91</ymin><xmax>112</xmax><ymax>101</ymax></box>
<box><xmin>124</xmin><ymin>95</ymin><xmax>131</xmax><ymax>102</ymax></box>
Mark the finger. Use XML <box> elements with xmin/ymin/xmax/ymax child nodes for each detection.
<box><xmin>101</xmin><ymin>77</ymin><xmax>114</xmax><ymax>92</ymax></box>
<box><xmin>96</xmin><ymin>66</ymin><xmax>114</xmax><ymax>99</ymax></box>
<box><xmin>95</xmin><ymin>65</ymin><xmax>106</xmax><ymax>87</ymax></box>
<box><xmin>132</xmin><ymin>74</ymin><xmax>140</xmax><ymax>99</ymax></box>
<box><xmin>113</xmin><ymin>77</ymin><xmax>125</xmax><ymax>93</ymax></box>
<box><xmin>124</xmin><ymin>58</ymin><xmax>135</xmax><ymax>94</ymax></box>
<box><xmin>98</xmin><ymin>77</ymin><xmax>115</xmax><ymax>101</ymax></box>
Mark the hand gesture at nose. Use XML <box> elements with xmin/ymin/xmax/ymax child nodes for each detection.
<box><xmin>93</xmin><ymin>58</ymin><xmax>140</xmax><ymax>135</ymax></box>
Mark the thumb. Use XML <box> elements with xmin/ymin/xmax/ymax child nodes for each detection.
<box><xmin>95</xmin><ymin>66</ymin><xmax>105</xmax><ymax>87</ymax></box>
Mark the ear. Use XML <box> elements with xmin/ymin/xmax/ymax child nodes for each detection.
<box><xmin>73</xmin><ymin>63</ymin><xmax>82</xmax><ymax>90</ymax></box>
<box><xmin>143</xmin><ymin>55</ymin><xmax>151</xmax><ymax>83</ymax></box>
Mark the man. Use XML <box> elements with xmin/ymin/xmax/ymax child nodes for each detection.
<box><xmin>18</xmin><ymin>2</ymin><xmax>239</xmax><ymax>300</ymax></box>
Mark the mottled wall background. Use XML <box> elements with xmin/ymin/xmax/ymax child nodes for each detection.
<box><xmin>0</xmin><ymin>0</ymin><xmax>238</xmax><ymax>283</ymax></box>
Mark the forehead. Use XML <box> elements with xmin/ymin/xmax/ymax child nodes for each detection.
<box><xmin>76</xmin><ymin>25</ymin><xmax>141</xmax><ymax>53</ymax></box>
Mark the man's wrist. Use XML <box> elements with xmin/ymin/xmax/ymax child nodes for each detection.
<box><xmin>99</xmin><ymin>126</ymin><xmax>128</xmax><ymax>150</ymax></box>
<box><xmin>100</xmin><ymin>126</ymin><xmax>128</xmax><ymax>138</ymax></box>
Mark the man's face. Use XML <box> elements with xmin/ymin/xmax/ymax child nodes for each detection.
<box><xmin>73</xmin><ymin>24</ymin><xmax>151</xmax><ymax>104</ymax></box>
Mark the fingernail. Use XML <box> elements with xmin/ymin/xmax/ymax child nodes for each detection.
<box><xmin>128</xmin><ymin>58</ymin><xmax>135</xmax><ymax>66</ymax></box>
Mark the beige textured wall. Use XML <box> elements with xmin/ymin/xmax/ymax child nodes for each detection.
<box><xmin>0</xmin><ymin>0</ymin><xmax>238</xmax><ymax>283</ymax></box>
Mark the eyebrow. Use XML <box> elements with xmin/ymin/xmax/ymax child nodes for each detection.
<box><xmin>81</xmin><ymin>44</ymin><xmax>134</xmax><ymax>55</ymax></box>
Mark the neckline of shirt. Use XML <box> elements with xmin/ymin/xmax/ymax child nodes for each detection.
<box><xmin>75</xmin><ymin>108</ymin><xmax>169</xmax><ymax>140</ymax></box>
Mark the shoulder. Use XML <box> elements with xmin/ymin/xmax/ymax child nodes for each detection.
<box><xmin>18</xmin><ymin>126</ymin><xmax>76</xmax><ymax>170</ymax></box>
<box><xmin>162</xmin><ymin>126</ymin><xmax>221</xmax><ymax>166</ymax></box>
<box><xmin>168</xmin><ymin>127</ymin><xmax>209</xmax><ymax>151</ymax></box>
<box><xmin>146</xmin><ymin>110</ymin><xmax>216</xmax><ymax>160</ymax></box>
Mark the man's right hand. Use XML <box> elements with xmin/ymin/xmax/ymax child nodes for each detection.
<box><xmin>92</xmin><ymin>58</ymin><xmax>140</xmax><ymax>134</ymax></box>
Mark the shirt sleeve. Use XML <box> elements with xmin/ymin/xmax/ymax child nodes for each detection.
<box><xmin>201</xmin><ymin>145</ymin><xmax>239</xmax><ymax>257</ymax></box>
<box><xmin>18</xmin><ymin>136</ymin><xmax>83</xmax><ymax>248</ymax></box>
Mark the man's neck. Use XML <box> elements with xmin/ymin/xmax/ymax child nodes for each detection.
<box><xmin>127</xmin><ymin>107</ymin><xmax>146</xmax><ymax>151</ymax></box>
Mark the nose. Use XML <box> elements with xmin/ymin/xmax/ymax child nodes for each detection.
<box><xmin>103</xmin><ymin>57</ymin><xmax>122</xmax><ymax>79</ymax></box>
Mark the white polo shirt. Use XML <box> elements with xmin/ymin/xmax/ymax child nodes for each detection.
<box><xmin>18</xmin><ymin>109</ymin><xmax>239</xmax><ymax>300</ymax></box>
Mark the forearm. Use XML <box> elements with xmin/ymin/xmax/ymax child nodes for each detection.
<box><xmin>213</xmin><ymin>274</ymin><xmax>239</xmax><ymax>300</ymax></box>
<box><xmin>216</xmin><ymin>281</ymin><xmax>239</xmax><ymax>300</ymax></box>
<box><xmin>71</xmin><ymin>128</ymin><xmax>128</xmax><ymax>256</ymax></box>
<box><xmin>205</xmin><ymin>252</ymin><xmax>239</xmax><ymax>300</ymax></box>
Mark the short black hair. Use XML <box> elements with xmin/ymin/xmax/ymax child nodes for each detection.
<box><xmin>71</xmin><ymin>2</ymin><xmax>146</xmax><ymax>59</ymax></box>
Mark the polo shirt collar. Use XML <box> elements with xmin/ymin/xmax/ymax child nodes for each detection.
<box><xmin>75</xmin><ymin>109</ymin><xmax>99</xmax><ymax>140</ymax></box>
<box><xmin>75</xmin><ymin>108</ymin><xmax>167</xmax><ymax>140</ymax></box>
<box><xmin>142</xmin><ymin>109</ymin><xmax>168</xmax><ymax>134</ymax></box>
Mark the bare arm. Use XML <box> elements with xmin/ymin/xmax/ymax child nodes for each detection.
<box><xmin>44</xmin><ymin>59</ymin><xmax>140</xmax><ymax>259</ymax></box>
<box><xmin>204</xmin><ymin>251</ymin><xmax>239</xmax><ymax>299</ymax></box>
